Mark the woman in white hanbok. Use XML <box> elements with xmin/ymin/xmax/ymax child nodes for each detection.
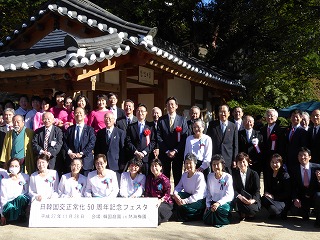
<box><xmin>119</xmin><ymin>158</ymin><xmax>146</xmax><ymax>198</ymax></box>
<box><xmin>85</xmin><ymin>154</ymin><xmax>119</xmax><ymax>198</ymax></box>
<box><xmin>29</xmin><ymin>154</ymin><xmax>59</xmax><ymax>201</ymax></box>
<box><xmin>58</xmin><ymin>158</ymin><xmax>87</xmax><ymax>198</ymax></box>
<box><xmin>0</xmin><ymin>158</ymin><xmax>29</xmax><ymax>225</ymax></box>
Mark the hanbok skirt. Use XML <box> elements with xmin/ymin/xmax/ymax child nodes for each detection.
<box><xmin>203</xmin><ymin>201</ymin><xmax>232</xmax><ymax>227</ymax></box>
<box><xmin>2</xmin><ymin>194</ymin><xmax>30</xmax><ymax>222</ymax></box>
<box><xmin>158</xmin><ymin>202</ymin><xmax>173</xmax><ymax>224</ymax></box>
<box><xmin>175</xmin><ymin>192</ymin><xmax>206</xmax><ymax>221</ymax></box>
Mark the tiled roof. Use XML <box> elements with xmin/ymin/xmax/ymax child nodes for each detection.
<box><xmin>0</xmin><ymin>0</ymin><xmax>243</xmax><ymax>88</ymax></box>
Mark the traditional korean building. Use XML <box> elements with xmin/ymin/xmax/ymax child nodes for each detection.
<box><xmin>0</xmin><ymin>0</ymin><xmax>244</xmax><ymax>119</ymax></box>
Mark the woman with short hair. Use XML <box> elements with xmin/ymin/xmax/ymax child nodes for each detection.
<box><xmin>184</xmin><ymin>118</ymin><xmax>212</xmax><ymax>179</ymax></box>
<box><xmin>261</xmin><ymin>154</ymin><xmax>291</xmax><ymax>219</ymax></box>
<box><xmin>58</xmin><ymin>158</ymin><xmax>87</xmax><ymax>198</ymax></box>
<box><xmin>119</xmin><ymin>157</ymin><xmax>146</xmax><ymax>198</ymax></box>
<box><xmin>173</xmin><ymin>153</ymin><xmax>206</xmax><ymax>221</ymax></box>
<box><xmin>29</xmin><ymin>154</ymin><xmax>59</xmax><ymax>201</ymax></box>
<box><xmin>145</xmin><ymin>158</ymin><xmax>173</xmax><ymax>225</ymax></box>
<box><xmin>233</xmin><ymin>152</ymin><xmax>261</xmax><ymax>220</ymax></box>
<box><xmin>88</xmin><ymin>94</ymin><xmax>109</xmax><ymax>134</ymax></box>
<box><xmin>203</xmin><ymin>154</ymin><xmax>234</xmax><ymax>227</ymax></box>
<box><xmin>85</xmin><ymin>154</ymin><xmax>119</xmax><ymax>198</ymax></box>
<box><xmin>0</xmin><ymin>158</ymin><xmax>30</xmax><ymax>225</ymax></box>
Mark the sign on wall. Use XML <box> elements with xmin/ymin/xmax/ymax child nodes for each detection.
<box><xmin>29</xmin><ymin>197</ymin><xmax>158</xmax><ymax>228</ymax></box>
<box><xmin>139</xmin><ymin>66</ymin><xmax>154</xmax><ymax>85</ymax></box>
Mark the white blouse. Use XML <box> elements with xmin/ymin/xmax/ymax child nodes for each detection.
<box><xmin>58</xmin><ymin>173</ymin><xmax>87</xmax><ymax>198</ymax></box>
<box><xmin>85</xmin><ymin>170</ymin><xmax>119</xmax><ymax>198</ymax></box>
<box><xmin>174</xmin><ymin>171</ymin><xmax>207</xmax><ymax>204</ymax></box>
<box><xmin>119</xmin><ymin>172</ymin><xmax>146</xmax><ymax>198</ymax></box>
<box><xmin>184</xmin><ymin>134</ymin><xmax>212</xmax><ymax>170</ymax></box>
<box><xmin>0</xmin><ymin>173</ymin><xmax>29</xmax><ymax>215</ymax></box>
<box><xmin>29</xmin><ymin>169</ymin><xmax>59</xmax><ymax>201</ymax></box>
<box><xmin>206</xmin><ymin>172</ymin><xmax>234</xmax><ymax>207</ymax></box>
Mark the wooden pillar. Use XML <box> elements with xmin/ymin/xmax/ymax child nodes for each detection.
<box><xmin>190</xmin><ymin>82</ymin><xmax>195</xmax><ymax>106</ymax></box>
<box><xmin>119</xmin><ymin>69</ymin><xmax>127</xmax><ymax>107</ymax></box>
<box><xmin>156</xmin><ymin>72</ymin><xmax>169</xmax><ymax>112</ymax></box>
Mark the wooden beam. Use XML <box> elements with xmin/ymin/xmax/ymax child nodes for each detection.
<box><xmin>72</xmin><ymin>81</ymin><xmax>120</xmax><ymax>92</ymax></box>
<box><xmin>76</xmin><ymin>60</ymin><xmax>116</xmax><ymax>81</ymax></box>
<box><xmin>0</xmin><ymin>68</ymin><xmax>68</xmax><ymax>79</ymax></box>
<box><xmin>119</xmin><ymin>70</ymin><xmax>127</xmax><ymax>102</ymax></box>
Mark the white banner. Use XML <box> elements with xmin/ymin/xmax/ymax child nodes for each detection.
<box><xmin>29</xmin><ymin>197</ymin><xmax>158</xmax><ymax>228</ymax></box>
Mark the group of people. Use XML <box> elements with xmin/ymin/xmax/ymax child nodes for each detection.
<box><xmin>0</xmin><ymin>92</ymin><xmax>319</xmax><ymax>228</ymax></box>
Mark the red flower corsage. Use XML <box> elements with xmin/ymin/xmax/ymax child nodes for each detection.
<box><xmin>270</xmin><ymin>134</ymin><xmax>277</xmax><ymax>141</ymax></box>
<box><xmin>144</xmin><ymin>129</ymin><xmax>151</xmax><ymax>136</ymax></box>
<box><xmin>175</xmin><ymin>126</ymin><xmax>182</xmax><ymax>132</ymax></box>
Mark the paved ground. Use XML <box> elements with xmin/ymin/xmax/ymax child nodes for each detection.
<box><xmin>1</xmin><ymin>209</ymin><xmax>319</xmax><ymax>240</ymax></box>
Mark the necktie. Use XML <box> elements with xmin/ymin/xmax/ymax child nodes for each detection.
<box><xmin>169</xmin><ymin>116</ymin><xmax>174</xmax><ymax>131</ymax></box>
<box><xmin>267</xmin><ymin>127</ymin><xmax>271</xmax><ymax>139</ymax></box>
<box><xmin>106</xmin><ymin>129</ymin><xmax>110</xmax><ymax>143</ymax></box>
<box><xmin>44</xmin><ymin>128</ymin><xmax>50</xmax><ymax>151</ymax></box>
<box><xmin>75</xmin><ymin>125</ymin><xmax>80</xmax><ymax>152</ymax></box>
<box><xmin>139</xmin><ymin>123</ymin><xmax>144</xmax><ymax>139</ymax></box>
<box><xmin>127</xmin><ymin>118</ymin><xmax>131</xmax><ymax>125</ymax></box>
<box><xmin>221</xmin><ymin>123</ymin><xmax>226</xmax><ymax>134</ymax></box>
<box><xmin>313</xmin><ymin>127</ymin><xmax>317</xmax><ymax>139</ymax></box>
<box><xmin>247</xmin><ymin>130</ymin><xmax>251</xmax><ymax>141</ymax></box>
<box><xmin>303</xmin><ymin>168</ymin><xmax>309</xmax><ymax>187</ymax></box>
<box><xmin>289</xmin><ymin>127</ymin><xmax>295</xmax><ymax>141</ymax></box>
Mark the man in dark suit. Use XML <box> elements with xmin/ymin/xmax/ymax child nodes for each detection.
<box><xmin>126</xmin><ymin>104</ymin><xmax>155</xmax><ymax>175</ymax></box>
<box><xmin>149</xmin><ymin>107</ymin><xmax>162</xmax><ymax>160</ymax></box>
<box><xmin>32</xmin><ymin>112</ymin><xmax>63</xmax><ymax>171</ymax></box>
<box><xmin>260</xmin><ymin>109</ymin><xmax>285</xmax><ymax>178</ymax></box>
<box><xmin>116</xmin><ymin>99</ymin><xmax>138</xmax><ymax>131</ymax></box>
<box><xmin>207</xmin><ymin>104</ymin><xmax>238</xmax><ymax>173</ymax></box>
<box><xmin>284</xmin><ymin>109</ymin><xmax>308</xmax><ymax>175</ymax></box>
<box><xmin>0</xmin><ymin>108</ymin><xmax>14</xmax><ymax>161</ymax></box>
<box><xmin>231</xmin><ymin>106</ymin><xmax>245</xmax><ymax>131</ymax></box>
<box><xmin>187</xmin><ymin>105</ymin><xmax>201</xmax><ymax>135</ymax></box>
<box><xmin>63</xmin><ymin>107</ymin><xmax>96</xmax><ymax>176</ymax></box>
<box><xmin>107</xmin><ymin>92</ymin><xmax>126</xmax><ymax>121</ymax></box>
<box><xmin>308</xmin><ymin>109</ymin><xmax>320</xmax><ymax>164</ymax></box>
<box><xmin>291</xmin><ymin>147</ymin><xmax>320</xmax><ymax>224</ymax></box>
<box><xmin>157</xmin><ymin>97</ymin><xmax>188</xmax><ymax>186</ymax></box>
<box><xmin>238</xmin><ymin>115</ymin><xmax>263</xmax><ymax>176</ymax></box>
<box><xmin>94</xmin><ymin>111</ymin><xmax>125</xmax><ymax>182</ymax></box>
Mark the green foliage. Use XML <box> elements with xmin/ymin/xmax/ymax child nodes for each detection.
<box><xmin>226</xmin><ymin>99</ymin><xmax>240</xmax><ymax>109</ymax></box>
<box><xmin>0</xmin><ymin>0</ymin><xmax>47</xmax><ymax>38</ymax></box>
<box><xmin>277</xmin><ymin>117</ymin><xmax>289</xmax><ymax>127</ymax></box>
<box><xmin>243</xmin><ymin>104</ymin><xmax>267</xmax><ymax>118</ymax></box>
<box><xmin>0</xmin><ymin>0</ymin><xmax>319</xmax><ymax>112</ymax></box>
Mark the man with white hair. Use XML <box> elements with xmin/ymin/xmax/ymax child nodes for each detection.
<box><xmin>260</xmin><ymin>109</ymin><xmax>285</xmax><ymax>175</ymax></box>
<box><xmin>238</xmin><ymin>115</ymin><xmax>263</xmax><ymax>176</ymax></box>
<box><xmin>32</xmin><ymin>112</ymin><xmax>63</xmax><ymax>170</ymax></box>
<box><xmin>0</xmin><ymin>115</ymin><xmax>35</xmax><ymax>174</ymax></box>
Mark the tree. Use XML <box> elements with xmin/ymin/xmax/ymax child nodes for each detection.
<box><xmin>199</xmin><ymin>0</ymin><xmax>320</xmax><ymax>108</ymax></box>
<box><xmin>0</xmin><ymin>0</ymin><xmax>47</xmax><ymax>38</ymax></box>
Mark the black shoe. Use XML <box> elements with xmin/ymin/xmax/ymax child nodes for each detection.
<box><xmin>314</xmin><ymin>221</ymin><xmax>320</xmax><ymax>228</ymax></box>
<box><xmin>268</xmin><ymin>214</ymin><xmax>276</xmax><ymax>220</ymax></box>
<box><xmin>280</xmin><ymin>212</ymin><xmax>288</xmax><ymax>220</ymax></box>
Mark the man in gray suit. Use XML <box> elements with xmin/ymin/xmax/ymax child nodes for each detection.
<box><xmin>32</xmin><ymin>112</ymin><xmax>63</xmax><ymax>171</ymax></box>
<box><xmin>207</xmin><ymin>104</ymin><xmax>238</xmax><ymax>173</ymax></box>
